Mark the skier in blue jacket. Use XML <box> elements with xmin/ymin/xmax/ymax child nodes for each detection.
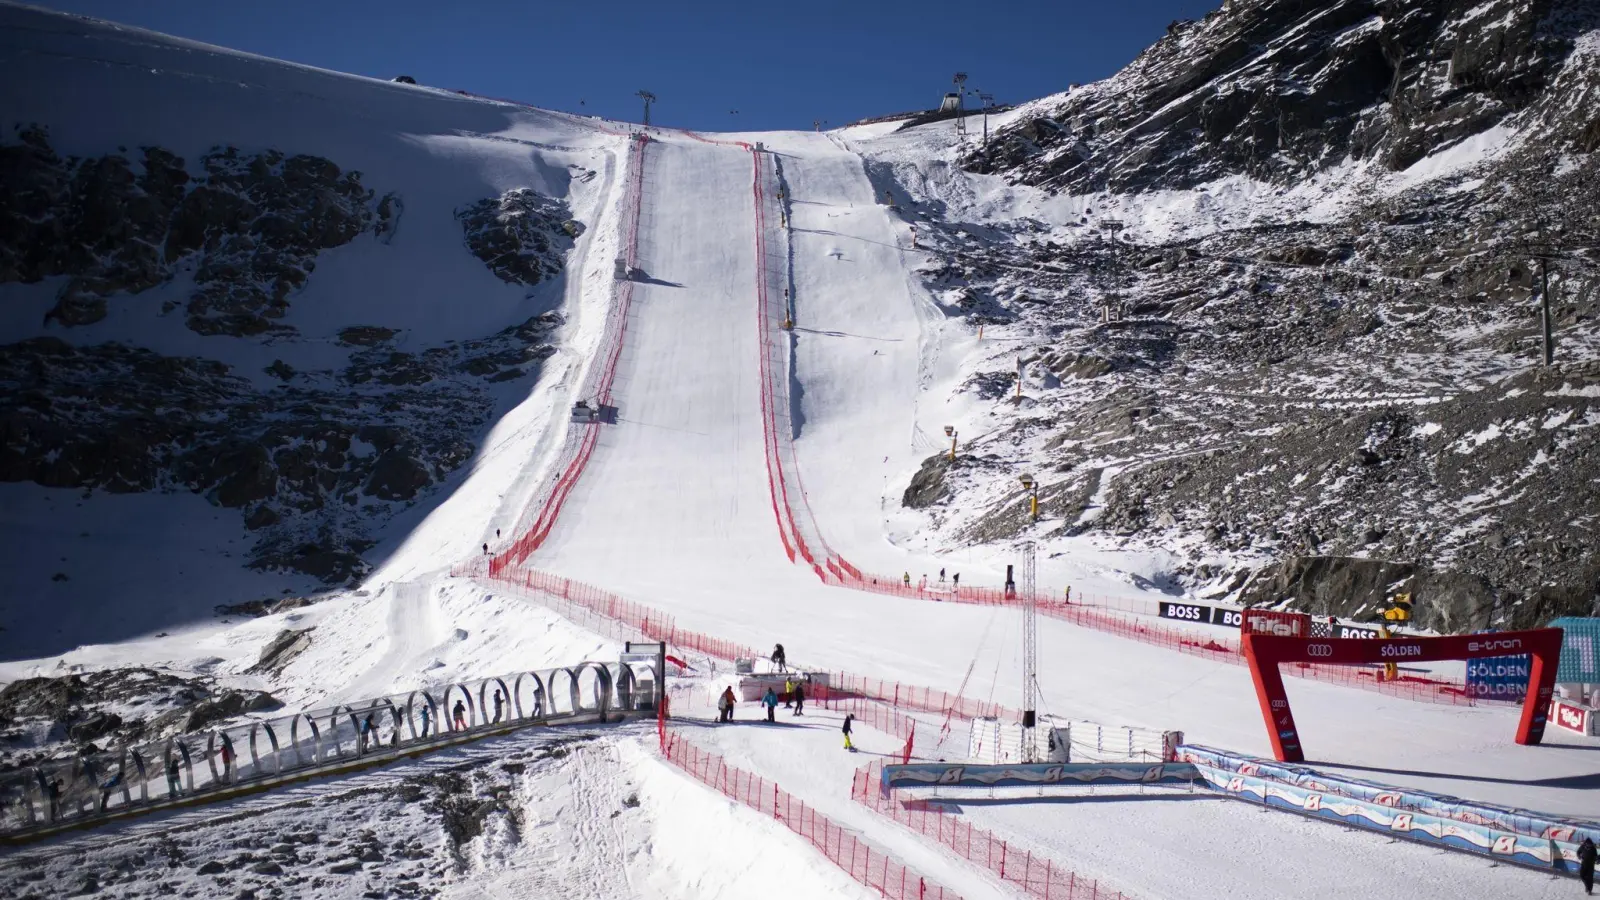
<box><xmin>761</xmin><ymin>687</ymin><xmax>779</xmax><ymax>723</ymax></box>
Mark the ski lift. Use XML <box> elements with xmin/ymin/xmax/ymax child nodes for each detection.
<box><xmin>571</xmin><ymin>401</ymin><xmax>597</xmax><ymax>423</ymax></box>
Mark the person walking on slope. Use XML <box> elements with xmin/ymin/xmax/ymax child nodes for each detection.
<box><xmin>1579</xmin><ymin>836</ymin><xmax>1597</xmax><ymax>895</ymax></box>
<box><xmin>771</xmin><ymin>643</ymin><xmax>787</xmax><ymax>673</ymax></box>
<box><xmin>842</xmin><ymin>713</ymin><xmax>856</xmax><ymax>751</ymax></box>
<box><xmin>453</xmin><ymin>699</ymin><xmax>467</xmax><ymax>731</ymax></box>
<box><xmin>791</xmin><ymin>682</ymin><xmax>805</xmax><ymax>716</ymax></box>
<box><xmin>762</xmin><ymin>687</ymin><xmax>779</xmax><ymax>723</ymax></box>
<box><xmin>783</xmin><ymin>678</ymin><xmax>794</xmax><ymax>708</ymax></box>
<box><xmin>492</xmin><ymin>689</ymin><xmax>505</xmax><ymax>724</ymax></box>
<box><xmin>420</xmin><ymin>704</ymin><xmax>432</xmax><ymax>738</ymax></box>
<box><xmin>939</xmin><ymin>568</ymin><xmax>946</xmax><ymax>583</ymax></box>
<box><xmin>902</xmin><ymin>572</ymin><xmax>910</xmax><ymax>587</ymax></box>
<box><xmin>718</xmin><ymin>686</ymin><xmax>737</xmax><ymax>723</ymax></box>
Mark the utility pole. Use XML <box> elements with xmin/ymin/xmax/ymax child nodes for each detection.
<box><xmin>636</xmin><ymin>90</ymin><xmax>656</xmax><ymax>126</ymax></box>
<box><xmin>1020</xmin><ymin>540</ymin><xmax>1038</xmax><ymax>762</ymax></box>
<box><xmin>978</xmin><ymin>92</ymin><xmax>995</xmax><ymax>147</ymax></box>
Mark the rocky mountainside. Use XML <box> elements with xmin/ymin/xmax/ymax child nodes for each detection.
<box><xmin>1</xmin><ymin>124</ymin><xmax>579</xmax><ymax>585</ymax></box>
<box><xmin>884</xmin><ymin>0</ymin><xmax>1600</xmax><ymax>632</ymax></box>
<box><xmin>972</xmin><ymin>0</ymin><xmax>1600</xmax><ymax>193</ymax></box>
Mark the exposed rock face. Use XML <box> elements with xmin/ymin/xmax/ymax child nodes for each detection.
<box><xmin>882</xmin><ymin>3</ymin><xmax>1600</xmax><ymax>631</ymax></box>
<box><xmin>0</xmin><ymin>126</ymin><xmax>395</xmax><ymax>335</ymax></box>
<box><xmin>456</xmin><ymin>188</ymin><xmax>574</xmax><ymax>286</ymax></box>
<box><xmin>970</xmin><ymin>0</ymin><xmax>1600</xmax><ymax>193</ymax></box>
<box><xmin>0</xmin><ymin>669</ymin><xmax>278</xmax><ymax>765</ymax></box>
<box><xmin>0</xmin><ymin>311</ymin><xmax>563</xmax><ymax>582</ymax></box>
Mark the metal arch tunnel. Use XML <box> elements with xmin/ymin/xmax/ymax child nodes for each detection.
<box><xmin>0</xmin><ymin>645</ymin><xmax>667</xmax><ymax>844</ymax></box>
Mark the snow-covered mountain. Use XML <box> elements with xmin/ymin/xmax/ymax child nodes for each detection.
<box><xmin>2</xmin><ymin>2</ymin><xmax>1598</xmax><ymax>897</ymax></box>
<box><xmin>0</xmin><ymin>2</ymin><xmax>623</xmax><ymax>660</ymax></box>
<box><xmin>865</xmin><ymin>0</ymin><xmax>1600</xmax><ymax>632</ymax></box>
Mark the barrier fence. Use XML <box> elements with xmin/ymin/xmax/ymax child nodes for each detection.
<box><xmin>659</xmin><ymin>717</ymin><xmax>958</xmax><ymax>900</ymax></box>
<box><xmin>496</xmin><ymin>131</ymin><xmax>651</xmax><ymax>568</ymax></box>
<box><xmin>852</xmin><ymin>760</ymin><xmax>1129</xmax><ymax>900</ymax></box>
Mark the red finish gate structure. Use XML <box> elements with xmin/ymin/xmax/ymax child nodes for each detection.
<box><xmin>1242</xmin><ymin>628</ymin><xmax>1564</xmax><ymax>762</ymax></box>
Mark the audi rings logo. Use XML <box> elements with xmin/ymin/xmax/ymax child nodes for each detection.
<box><xmin>1307</xmin><ymin>644</ymin><xmax>1334</xmax><ymax>657</ymax></box>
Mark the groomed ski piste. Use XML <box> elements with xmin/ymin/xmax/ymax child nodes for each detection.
<box><xmin>0</xmin><ymin>5</ymin><xmax>1594</xmax><ymax>899</ymax></box>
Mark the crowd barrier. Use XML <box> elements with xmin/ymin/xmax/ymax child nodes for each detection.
<box><xmin>1179</xmin><ymin>744</ymin><xmax>1600</xmax><ymax>861</ymax></box>
<box><xmin>495</xmin><ymin>131</ymin><xmax>651</xmax><ymax>568</ymax></box>
<box><xmin>659</xmin><ymin>714</ymin><xmax>958</xmax><ymax>900</ymax></box>
<box><xmin>471</xmin><ymin>565</ymin><xmax>1027</xmax><ymax>734</ymax></box>
<box><xmin>0</xmin><ymin>659</ymin><xmax>657</xmax><ymax>840</ymax></box>
<box><xmin>853</xmin><ymin>760</ymin><xmax>1130</xmax><ymax>900</ymax></box>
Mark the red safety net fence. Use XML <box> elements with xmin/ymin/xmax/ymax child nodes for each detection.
<box><xmin>814</xmin><ymin>572</ymin><xmax>1477</xmax><ymax>707</ymax></box>
<box><xmin>491</xmin><ymin>132</ymin><xmax>650</xmax><ymax>569</ymax></box>
<box><xmin>660</xmin><ymin>722</ymin><xmax>960</xmax><ymax>900</ymax></box>
<box><xmin>852</xmin><ymin>761</ymin><xmax>1130</xmax><ymax>900</ymax></box>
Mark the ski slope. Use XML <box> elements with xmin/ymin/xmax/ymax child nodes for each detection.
<box><xmin>2</xmin><ymin>6</ymin><xmax>1594</xmax><ymax>898</ymax></box>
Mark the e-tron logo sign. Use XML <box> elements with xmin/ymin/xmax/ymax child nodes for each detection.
<box><xmin>1306</xmin><ymin>644</ymin><xmax>1333</xmax><ymax>657</ymax></box>
<box><xmin>1468</xmin><ymin>639</ymin><xmax>1523</xmax><ymax>654</ymax></box>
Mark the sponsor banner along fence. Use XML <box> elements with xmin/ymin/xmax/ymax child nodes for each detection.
<box><xmin>1179</xmin><ymin>745</ymin><xmax>1598</xmax><ymax>874</ymax></box>
<box><xmin>879</xmin><ymin>762</ymin><xmax>1200</xmax><ymax>792</ymax></box>
<box><xmin>853</xmin><ymin>761</ymin><xmax>1131</xmax><ymax>900</ymax></box>
<box><xmin>1550</xmin><ymin>698</ymin><xmax>1599</xmax><ymax>736</ymax></box>
<box><xmin>659</xmin><ymin>719</ymin><xmax>958</xmax><ymax>900</ymax></box>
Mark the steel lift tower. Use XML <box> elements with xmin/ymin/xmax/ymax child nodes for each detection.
<box><xmin>1020</xmin><ymin>540</ymin><xmax>1039</xmax><ymax>761</ymax></box>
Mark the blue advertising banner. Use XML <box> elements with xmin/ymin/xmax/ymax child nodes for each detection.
<box><xmin>1466</xmin><ymin>654</ymin><xmax>1530</xmax><ymax>699</ymax></box>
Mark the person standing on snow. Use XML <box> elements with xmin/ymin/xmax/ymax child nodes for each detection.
<box><xmin>771</xmin><ymin>643</ymin><xmax>787</xmax><ymax>673</ymax></box>
<box><xmin>165</xmin><ymin>756</ymin><xmax>183</xmax><ymax>798</ymax></box>
<box><xmin>842</xmin><ymin>713</ymin><xmax>856</xmax><ymax>751</ymax></box>
<box><xmin>420</xmin><ymin>704</ymin><xmax>432</xmax><ymax>738</ymax></box>
<box><xmin>902</xmin><ymin>572</ymin><xmax>910</xmax><ymax>587</ymax></box>
<box><xmin>492</xmin><ymin>689</ymin><xmax>505</xmax><ymax>724</ymax></box>
<box><xmin>453</xmin><ymin>699</ymin><xmax>467</xmax><ymax>731</ymax></box>
<box><xmin>719</xmin><ymin>686</ymin><xmax>737</xmax><ymax>723</ymax></box>
<box><xmin>791</xmin><ymin>682</ymin><xmax>805</xmax><ymax>716</ymax></box>
<box><xmin>762</xmin><ymin>687</ymin><xmax>779</xmax><ymax>723</ymax></box>
<box><xmin>952</xmin><ymin>573</ymin><xmax>959</xmax><ymax>588</ymax></box>
<box><xmin>783</xmin><ymin>678</ymin><xmax>794</xmax><ymax>708</ymax></box>
<box><xmin>1579</xmin><ymin>836</ymin><xmax>1597</xmax><ymax>895</ymax></box>
<box><xmin>939</xmin><ymin>568</ymin><xmax>946</xmax><ymax>583</ymax></box>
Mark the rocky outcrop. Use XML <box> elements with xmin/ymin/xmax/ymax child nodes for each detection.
<box><xmin>889</xmin><ymin>12</ymin><xmax>1600</xmax><ymax>629</ymax></box>
<box><xmin>971</xmin><ymin>0</ymin><xmax>1600</xmax><ymax>193</ymax></box>
<box><xmin>0</xmin><ymin>669</ymin><xmax>277</xmax><ymax>764</ymax></box>
<box><xmin>1</xmin><ymin>126</ymin><xmax>394</xmax><ymax>335</ymax></box>
<box><xmin>0</xmin><ymin>311</ymin><xmax>563</xmax><ymax>582</ymax></box>
<box><xmin>456</xmin><ymin>189</ymin><xmax>575</xmax><ymax>286</ymax></box>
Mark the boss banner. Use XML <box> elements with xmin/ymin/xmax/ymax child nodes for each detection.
<box><xmin>1157</xmin><ymin>601</ymin><xmax>1240</xmax><ymax>627</ymax></box>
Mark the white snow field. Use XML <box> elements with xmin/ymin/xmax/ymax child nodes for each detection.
<box><xmin>0</xmin><ymin>5</ymin><xmax>1594</xmax><ymax>899</ymax></box>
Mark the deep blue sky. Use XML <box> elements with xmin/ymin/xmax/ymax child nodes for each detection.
<box><xmin>34</xmin><ymin>0</ymin><xmax>1220</xmax><ymax>131</ymax></box>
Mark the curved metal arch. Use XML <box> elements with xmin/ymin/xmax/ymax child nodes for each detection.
<box><xmin>353</xmin><ymin>699</ymin><xmax>401</xmax><ymax>750</ymax></box>
<box><xmin>204</xmin><ymin>731</ymin><xmax>237</xmax><ymax>786</ymax></box>
<box><xmin>250</xmin><ymin>722</ymin><xmax>283</xmax><ymax>777</ymax></box>
<box><xmin>478</xmin><ymin>677</ymin><xmax>513</xmax><ymax>726</ymax></box>
<box><xmin>164</xmin><ymin>737</ymin><xmax>195</xmax><ymax>795</ymax></box>
<box><xmin>443</xmin><ymin>683</ymin><xmax>477</xmax><ymax>732</ymax></box>
<box><xmin>128</xmin><ymin>748</ymin><xmax>150</xmax><ymax>805</ymax></box>
<box><xmin>99</xmin><ymin>748</ymin><xmax>134</xmax><ymax>812</ymax></box>
<box><xmin>288</xmin><ymin>713</ymin><xmax>322</xmax><ymax>767</ymax></box>
<box><xmin>512</xmin><ymin>672</ymin><xmax>547</xmax><ymax>721</ymax></box>
<box><xmin>404</xmin><ymin>690</ymin><xmax>441</xmax><ymax>741</ymax></box>
<box><xmin>558</xmin><ymin>662</ymin><xmax>615</xmax><ymax>718</ymax></box>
